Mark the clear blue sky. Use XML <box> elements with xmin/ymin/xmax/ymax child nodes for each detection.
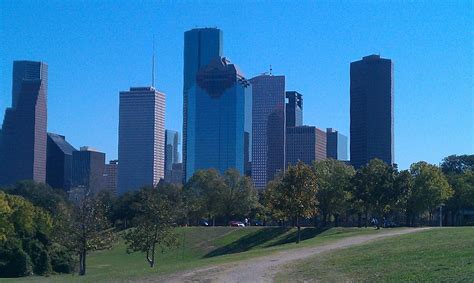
<box><xmin>1</xmin><ymin>1</ymin><xmax>472</xmax><ymax>169</ymax></box>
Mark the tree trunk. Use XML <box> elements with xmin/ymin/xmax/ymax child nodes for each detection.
<box><xmin>296</xmin><ymin>216</ymin><xmax>301</xmax><ymax>244</ymax></box>
<box><xmin>357</xmin><ymin>213</ymin><xmax>362</xmax><ymax>227</ymax></box>
<box><xmin>334</xmin><ymin>214</ymin><xmax>339</xmax><ymax>227</ymax></box>
<box><xmin>79</xmin><ymin>250</ymin><xmax>86</xmax><ymax>276</ymax></box>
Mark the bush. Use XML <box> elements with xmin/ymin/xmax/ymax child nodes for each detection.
<box><xmin>50</xmin><ymin>244</ymin><xmax>75</xmax><ymax>274</ymax></box>
<box><xmin>24</xmin><ymin>240</ymin><xmax>52</xmax><ymax>275</ymax></box>
<box><xmin>0</xmin><ymin>241</ymin><xmax>33</xmax><ymax>277</ymax></box>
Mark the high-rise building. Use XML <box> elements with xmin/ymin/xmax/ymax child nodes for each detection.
<box><xmin>183</xmin><ymin>28</ymin><xmax>223</xmax><ymax>181</ymax></box>
<box><xmin>72</xmin><ymin>146</ymin><xmax>105</xmax><ymax>195</ymax></box>
<box><xmin>286</xmin><ymin>91</ymin><xmax>303</xmax><ymax>127</ymax></box>
<box><xmin>250</xmin><ymin>74</ymin><xmax>286</xmax><ymax>189</ymax></box>
<box><xmin>104</xmin><ymin>160</ymin><xmax>118</xmax><ymax>195</ymax></box>
<box><xmin>185</xmin><ymin>56</ymin><xmax>252</xmax><ymax>180</ymax></box>
<box><xmin>164</xmin><ymin>130</ymin><xmax>180</xmax><ymax>182</ymax></box>
<box><xmin>350</xmin><ymin>54</ymin><xmax>394</xmax><ymax>168</ymax></box>
<box><xmin>46</xmin><ymin>133</ymin><xmax>77</xmax><ymax>190</ymax></box>
<box><xmin>169</xmin><ymin>163</ymin><xmax>183</xmax><ymax>185</ymax></box>
<box><xmin>118</xmin><ymin>87</ymin><xmax>165</xmax><ymax>194</ymax></box>
<box><xmin>0</xmin><ymin>61</ymin><xmax>48</xmax><ymax>185</ymax></box>
<box><xmin>286</xmin><ymin>126</ymin><xmax>327</xmax><ymax>166</ymax></box>
<box><xmin>326</xmin><ymin>128</ymin><xmax>348</xmax><ymax>161</ymax></box>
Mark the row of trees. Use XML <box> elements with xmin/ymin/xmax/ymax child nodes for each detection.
<box><xmin>1</xmin><ymin>154</ymin><xmax>472</xmax><ymax>278</ymax></box>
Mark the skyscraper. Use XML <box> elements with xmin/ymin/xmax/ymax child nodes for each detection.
<box><xmin>72</xmin><ymin>146</ymin><xmax>105</xmax><ymax>195</ymax></box>
<box><xmin>164</xmin><ymin>129</ymin><xmax>180</xmax><ymax>180</ymax></box>
<box><xmin>46</xmin><ymin>133</ymin><xmax>77</xmax><ymax>190</ymax></box>
<box><xmin>118</xmin><ymin>87</ymin><xmax>165</xmax><ymax>194</ymax></box>
<box><xmin>0</xmin><ymin>61</ymin><xmax>48</xmax><ymax>185</ymax></box>
<box><xmin>185</xmin><ymin>56</ymin><xmax>252</xmax><ymax>180</ymax></box>
<box><xmin>286</xmin><ymin>126</ymin><xmax>327</xmax><ymax>166</ymax></box>
<box><xmin>183</xmin><ymin>28</ymin><xmax>223</xmax><ymax>181</ymax></box>
<box><xmin>326</xmin><ymin>128</ymin><xmax>348</xmax><ymax>161</ymax></box>
<box><xmin>250</xmin><ymin>74</ymin><xmax>286</xmax><ymax>189</ymax></box>
<box><xmin>104</xmin><ymin>160</ymin><xmax>118</xmax><ymax>195</ymax></box>
<box><xmin>350</xmin><ymin>54</ymin><xmax>394</xmax><ymax>168</ymax></box>
<box><xmin>286</xmin><ymin>91</ymin><xmax>303</xmax><ymax>127</ymax></box>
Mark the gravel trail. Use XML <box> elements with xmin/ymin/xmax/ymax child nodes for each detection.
<box><xmin>155</xmin><ymin>228</ymin><xmax>430</xmax><ymax>283</ymax></box>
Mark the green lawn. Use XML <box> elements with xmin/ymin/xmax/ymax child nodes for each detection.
<box><xmin>4</xmin><ymin>226</ymin><xmax>389</xmax><ymax>282</ymax></box>
<box><xmin>276</xmin><ymin>227</ymin><xmax>474</xmax><ymax>282</ymax></box>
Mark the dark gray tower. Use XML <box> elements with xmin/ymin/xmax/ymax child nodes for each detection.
<box><xmin>46</xmin><ymin>133</ymin><xmax>77</xmax><ymax>190</ymax></box>
<box><xmin>250</xmin><ymin>74</ymin><xmax>286</xmax><ymax>189</ymax></box>
<box><xmin>0</xmin><ymin>61</ymin><xmax>48</xmax><ymax>185</ymax></box>
<box><xmin>350</xmin><ymin>54</ymin><xmax>394</xmax><ymax>168</ymax></box>
<box><xmin>286</xmin><ymin>91</ymin><xmax>303</xmax><ymax>127</ymax></box>
<box><xmin>183</xmin><ymin>28</ymin><xmax>223</xmax><ymax>181</ymax></box>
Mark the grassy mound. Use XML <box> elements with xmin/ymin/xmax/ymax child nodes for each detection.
<box><xmin>277</xmin><ymin>227</ymin><xmax>474</xmax><ymax>282</ymax></box>
<box><xmin>7</xmin><ymin>226</ymin><xmax>390</xmax><ymax>282</ymax></box>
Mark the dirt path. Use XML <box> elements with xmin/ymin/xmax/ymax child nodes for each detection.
<box><xmin>157</xmin><ymin>228</ymin><xmax>430</xmax><ymax>283</ymax></box>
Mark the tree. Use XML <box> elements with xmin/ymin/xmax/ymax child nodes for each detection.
<box><xmin>351</xmin><ymin>159</ymin><xmax>397</xmax><ymax>228</ymax></box>
<box><xmin>406</xmin><ymin>162</ymin><xmax>453</xmax><ymax>225</ymax></box>
<box><xmin>184</xmin><ymin>169</ymin><xmax>226</xmax><ymax>225</ymax></box>
<box><xmin>0</xmin><ymin>192</ymin><xmax>53</xmax><ymax>277</ymax></box>
<box><xmin>220</xmin><ymin>169</ymin><xmax>259</xmax><ymax>222</ymax></box>
<box><xmin>440</xmin><ymin>154</ymin><xmax>474</xmax><ymax>174</ymax></box>
<box><xmin>440</xmin><ymin>155</ymin><xmax>474</xmax><ymax>225</ymax></box>
<box><xmin>265</xmin><ymin>161</ymin><xmax>318</xmax><ymax>243</ymax></box>
<box><xmin>393</xmin><ymin>170</ymin><xmax>414</xmax><ymax>225</ymax></box>
<box><xmin>123</xmin><ymin>187</ymin><xmax>178</xmax><ymax>267</ymax></box>
<box><xmin>3</xmin><ymin>180</ymin><xmax>68</xmax><ymax>216</ymax></box>
<box><xmin>53</xmin><ymin>189</ymin><xmax>116</xmax><ymax>276</ymax></box>
<box><xmin>313</xmin><ymin>159</ymin><xmax>355</xmax><ymax>227</ymax></box>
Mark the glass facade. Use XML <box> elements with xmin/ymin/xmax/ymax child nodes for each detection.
<box><xmin>326</xmin><ymin>128</ymin><xmax>348</xmax><ymax>161</ymax></box>
<box><xmin>186</xmin><ymin>57</ymin><xmax>252</xmax><ymax>180</ymax></box>
<box><xmin>183</xmin><ymin>28</ymin><xmax>223</xmax><ymax>181</ymax></box>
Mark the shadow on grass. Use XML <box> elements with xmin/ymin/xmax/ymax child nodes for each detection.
<box><xmin>203</xmin><ymin>228</ymin><xmax>291</xmax><ymax>258</ymax></box>
<box><xmin>265</xmin><ymin>227</ymin><xmax>330</xmax><ymax>247</ymax></box>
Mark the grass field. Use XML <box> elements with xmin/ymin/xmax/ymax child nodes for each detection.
<box><xmin>276</xmin><ymin>227</ymin><xmax>474</xmax><ymax>282</ymax></box>
<box><xmin>5</xmin><ymin>226</ymin><xmax>388</xmax><ymax>282</ymax></box>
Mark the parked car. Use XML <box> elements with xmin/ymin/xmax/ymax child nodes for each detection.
<box><xmin>253</xmin><ymin>220</ymin><xmax>264</xmax><ymax>226</ymax></box>
<box><xmin>199</xmin><ymin>219</ymin><xmax>209</xmax><ymax>226</ymax></box>
<box><xmin>229</xmin><ymin>221</ymin><xmax>245</xmax><ymax>227</ymax></box>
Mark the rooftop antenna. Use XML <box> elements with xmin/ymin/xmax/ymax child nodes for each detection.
<box><xmin>152</xmin><ymin>35</ymin><xmax>155</xmax><ymax>87</ymax></box>
<box><xmin>269</xmin><ymin>65</ymin><xmax>273</xmax><ymax>75</ymax></box>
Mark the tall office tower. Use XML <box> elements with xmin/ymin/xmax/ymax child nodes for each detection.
<box><xmin>326</xmin><ymin>128</ymin><xmax>348</xmax><ymax>161</ymax></box>
<box><xmin>46</xmin><ymin>133</ymin><xmax>77</xmax><ymax>190</ymax></box>
<box><xmin>118</xmin><ymin>87</ymin><xmax>165</xmax><ymax>194</ymax></box>
<box><xmin>72</xmin><ymin>146</ymin><xmax>105</xmax><ymax>195</ymax></box>
<box><xmin>104</xmin><ymin>160</ymin><xmax>118</xmax><ymax>195</ymax></box>
<box><xmin>286</xmin><ymin>126</ymin><xmax>327</xmax><ymax>166</ymax></box>
<box><xmin>350</xmin><ymin>54</ymin><xmax>394</xmax><ymax>168</ymax></box>
<box><xmin>285</xmin><ymin>91</ymin><xmax>303</xmax><ymax>127</ymax></box>
<box><xmin>185</xmin><ymin>56</ymin><xmax>252</xmax><ymax>180</ymax></box>
<box><xmin>250</xmin><ymin>74</ymin><xmax>286</xmax><ymax>189</ymax></box>
<box><xmin>169</xmin><ymin>163</ymin><xmax>183</xmax><ymax>185</ymax></box>
<box><xmin>0</xmin><ymin>61</ymin><xmax>48</xmax><ymax>185</ymax></box>
<box><xmin>164</xmin><ymin>130</ymin><xmax>180</xmax><ymax>182</ymax></box>
<box><xmin>183</xmin><ymin>28</ymin><xmax>223</xmax><ymax>181</ymax></box>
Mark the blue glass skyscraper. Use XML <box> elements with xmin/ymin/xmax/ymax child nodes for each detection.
<box><xmin>183</xmin><ymin>28</ymin><xmax>223</xmax><ymax>181</ymax></box>
<box><xmin>183</xmin><ymin>28</ymin><xmax>252</xmax><ymax>180</ymax></box>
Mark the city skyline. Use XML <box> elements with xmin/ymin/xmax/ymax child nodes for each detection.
<box><xmin>1</xmin><ymin>1</ymin><xmax>472</xmax><ymax>170</ymax></box>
